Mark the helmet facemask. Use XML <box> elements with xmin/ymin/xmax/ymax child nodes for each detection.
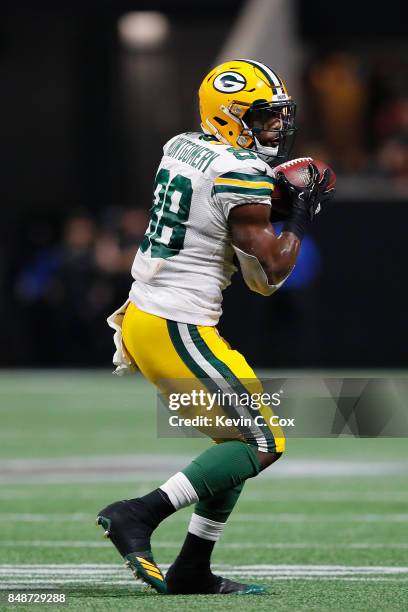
<box><xmin>241</xmin><ymin>100</ymin><xmax>297</xmax><ymax>166</ymax></box>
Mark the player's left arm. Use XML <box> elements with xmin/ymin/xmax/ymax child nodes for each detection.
<box><xmin>228</xmin><ymin>162</ymin><xmax>333</xmax><ymax>296</ymax></box>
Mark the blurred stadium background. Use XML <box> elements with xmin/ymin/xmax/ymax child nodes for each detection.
<box><xmin>1</xmin><ymin>1</ymin><xmax>407</xmax><ymax>609</ymax></box>
<box><xmin>2</xmin><ymin>0</ymin><xmax>408</xmax><ymax>368</ymax></box>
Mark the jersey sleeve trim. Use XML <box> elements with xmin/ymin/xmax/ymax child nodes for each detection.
<box><xmin>213</xmin><ymin>171</ymin><xmax>275</xmax><ymax>197</ymax></box>
<box><xmin>218</xmin><ymin>171</ymin><xmax>276</xmax><ymax>186</ymax></box>
<box><xmin>214</xmin><ymin>185</ymin><xmax>273</xmax><ymax>196</ymax></box>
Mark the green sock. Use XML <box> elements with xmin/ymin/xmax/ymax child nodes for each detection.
<box><xmin>182</xmin><ymin>440</ymin><xmax>260</xmax><ymax>500</ymax></box>
<box><xmin>194</xmin><ymin>482</ymin><xmax>244</xmax><ymax>523</ymax></box>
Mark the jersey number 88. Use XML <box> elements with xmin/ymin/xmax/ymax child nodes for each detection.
<box><xmin>140</xmin><ymin>169</ymin><xmax>193</xmax><ymax>259</ymax></box>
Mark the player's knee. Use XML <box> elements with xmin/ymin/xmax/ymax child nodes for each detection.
<box><xmin>257</xmin><ymin>450</ymin><xmax>283</xmax><ymax>471</ymax></box>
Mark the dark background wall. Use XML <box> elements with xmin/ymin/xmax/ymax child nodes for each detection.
<box><xmin>1</xmin><ymin>1</ymin><xmax>406</xmax><ymax>368</ymax></box>
<box><xmin>221</xmin><ymin>199</ymin><xmax>407</xmax><ymax>368</ymax></box>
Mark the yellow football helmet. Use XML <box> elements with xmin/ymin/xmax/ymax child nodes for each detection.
<box><xmin>199</xmin><ymin>59</ymin><xmax>296</xmax><ymax>164</ymax></box>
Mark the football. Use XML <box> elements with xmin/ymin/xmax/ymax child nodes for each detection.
<box><xmin>270</xmin><ymin>157</ymin><xmax>336</xmax><ymax>219</ymax></box>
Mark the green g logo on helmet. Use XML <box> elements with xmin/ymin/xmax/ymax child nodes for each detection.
<box><xmin>213</xmin><ymin>71</ymin><xmax>247</xmax><ymax>93</ymax></box>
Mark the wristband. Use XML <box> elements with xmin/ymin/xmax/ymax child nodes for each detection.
<box><xmin>282</xmin><ymin>206</ymin><xmax>310</xmax><ymax>241</ymax></box>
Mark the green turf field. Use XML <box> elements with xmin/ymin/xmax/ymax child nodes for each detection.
<box><xmin>1</xmin><ymin>370</ymin><xmax>407</xmax><ymax>611</ymax></box>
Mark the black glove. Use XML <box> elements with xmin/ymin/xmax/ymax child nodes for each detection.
<box><xmin>276</xmin><ymin>163</ymin><xmax>335</xmax><ymax>239</ymax></box>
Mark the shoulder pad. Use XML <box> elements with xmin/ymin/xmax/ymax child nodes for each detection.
<box><xmin>211</xmin><ymin>146</ymin><xmax>273</xmax><ymax>179</ymax></box>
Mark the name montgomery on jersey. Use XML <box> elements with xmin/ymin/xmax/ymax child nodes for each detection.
<box><xmin>166</xmin><ymin>134</ymin><xmax>220</xmax><ymax>172</ymax></box>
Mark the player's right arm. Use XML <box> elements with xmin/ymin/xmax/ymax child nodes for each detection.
<box><xmin>229</xmin><ymin>204</ymin><xmax>300</xmax><ymax>294</ymax></box>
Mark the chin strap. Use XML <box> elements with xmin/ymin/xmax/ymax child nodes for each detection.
<box><xmin>239</xmin><ymin>120</ymin><xmax>279</xmax><ymax>164</ymax></box>
<box><xmin>252</xmin><ymin>135</ymin><xmax>279</xmax><ymax>164</ymax></box>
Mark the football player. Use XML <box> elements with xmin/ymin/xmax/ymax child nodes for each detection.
<box><xmin>97</xmin><ymin>59</ymin><xmax>334</xmax><ymax>595</ymax></box>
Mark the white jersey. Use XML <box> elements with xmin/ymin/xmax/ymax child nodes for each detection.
<box><xmin>129</xmin><ymin>132</ymin><xmax>276</xmax><ymax>325</ymax></box>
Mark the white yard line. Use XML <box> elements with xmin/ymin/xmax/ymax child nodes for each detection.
<box><xmin>1</xmin><ymin>564</ymin><xmax>408</xmax><ymax>587</ymax></box>
<box><xmin>230</xmin><ymin>513</ymin><xmax>408</xmax><ymax>523</ymax></box>
<box><xmin>1</xmin><ymin>456</ymin><xmax>407</xmax><ymax>484</ymax></box>
<box><xmin>2</xmin><ymin>577</ymin><xmax>408</xmax><ymax>587</ymax></box>
<box><xmin>2</xmin><ymin>540</ymin><xmax>408</xmax><ymax>550</ymax></box>
<box><xmin>243</xmin><ymin>492</ymin><xmax>408</xmax><ymax>502</ymax></box>
<box><xmin>2</xmin><ymin>512</ymin><xmax>408</xmax><ymax>523</ymax></box>
<box><xmin>2</xmin><ymin>569</ymin><xmax>408</xmax><ymax>576</ymax></box>
<box><xmin>3</xmin><ymin>490</ymin><xmax>408</xmax><ymax>503</ymax></box>
<box><xmin>2</xmin><ymin>563</ymin><xmax>408</xmax><ymax>572</ymax></box>
<box><xmin>0</xmin><ymin>513</ymin><xmax>90</xmax><ymax>522</ymax></box>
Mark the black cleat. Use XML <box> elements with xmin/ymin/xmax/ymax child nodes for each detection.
<box><xmin>166</xmin><ymin>566</ymin><xmax>265</xmax><ymax>595</ymax></box>
<box><xmin>211</xmin><ymin>575</ymin><xmax>266</xmax><ymax>595</ymax></box>
<box><xmin>96</xmin><ymin>500</ymin><xmax>167</xmax><ymax>594</ymax></box>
